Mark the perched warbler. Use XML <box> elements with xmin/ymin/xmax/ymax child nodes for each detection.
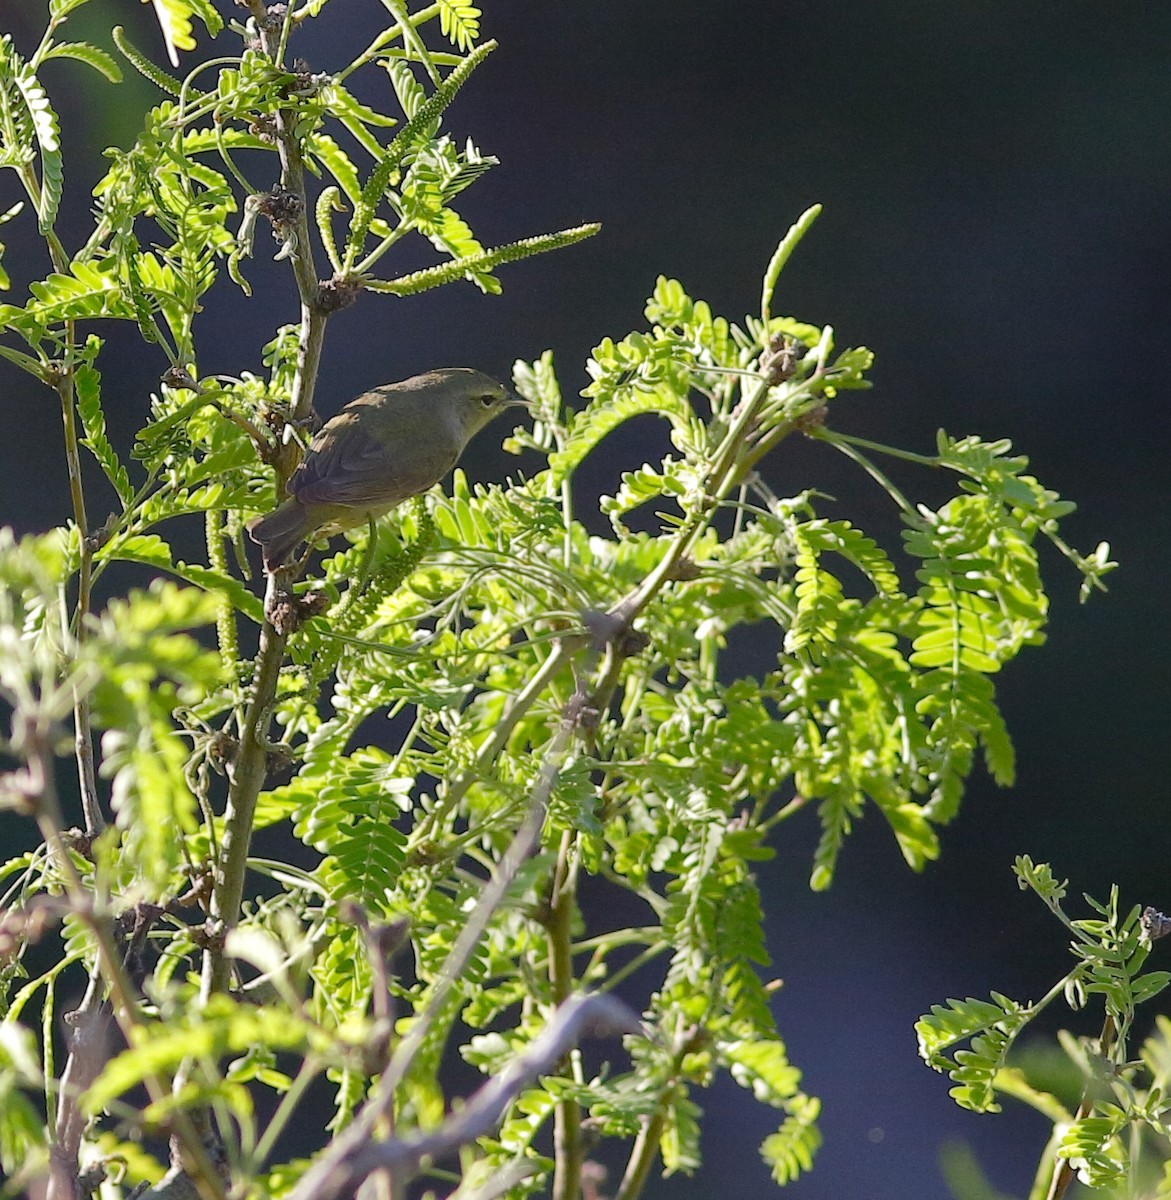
<box><xmin>248</xmin><ymin>368</ymin><xmax>522</xmax><ymax>570</ymax></box>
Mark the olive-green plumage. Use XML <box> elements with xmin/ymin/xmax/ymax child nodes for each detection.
<box><xmin>248</xmin><ymin>368</ymin><xmax>521</xmax><ymax>570</ymax></box>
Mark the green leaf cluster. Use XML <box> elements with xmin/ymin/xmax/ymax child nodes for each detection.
<box><xmin>918</xmin><ymin>859</ymin><xmax>1171</xmax><ymax>1195</ymax></box>
<box><xmin>0</xmin><ymin>5</ymin><xmax>1116</xmax><ymax>1198</ymax></box>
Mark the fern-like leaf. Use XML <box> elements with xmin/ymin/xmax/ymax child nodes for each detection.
<box><xmin>5</xmin><ymin>49</ymin><xmax>63</xmax><ymax>233</ymax></box>
<box><xmin>599</xmin><ymin>457</ymin><xmax>696</xmax><ymax>535</ymax></box>
<box><xmin>40</xmin><ymin>41</ymin><xmax>123</xmax><ymax>83</ymax></box>
<box><xmin>365</xmin><ymin>223</ymin><xmax>600</xmax><ymax>297</ymax></box>
<box><xmin>102</xmin><ymin>533</ymin><xmax>265</xmax><ymax>626</ymax></box>
<box><xmin>437</xmin><ymin>0</ymin><xmax>482</xmax><ymax>51</ymax></box>
<box><xmin>306</xmin><ymin>133</ymin><xmax>363</xmax><ymax>204</ymax></box>
<box><xmin>659</xmin><ymin>1084</ymin><xmax>702</xmax><ymax>1175</ymax></box>
<box><xmin>915</xmin><ymin>991</ymin><xmax>1032</xmax><ymax>1113</ymax></box>
<box><xmin>75</xmin><ymin>355</ymin><xmax>134</xmax><ymax>506</ymax></box>
<box><xmin>547</xmin><ymin>374</ymin><xmax>695</xmax><ymax>486</ymax></box>
<box><xmin>0</xmin><ymin>259</ymin><xmax>133</xmax><ymax>339</ymax></box>
<box><xmin>760</xmin><ymin>1093</ymin><xmax>822</xmax><ymax>1185</ymax></box>
<box><xmin>344</xmin><ymin>39</ymin><xmax>497</xmax><ymax>267</ymax></box>
<box><xmin>294</xmin><ymin>751</ymin><xmax>412</xmax><ymax>915</ymax></box>
<box><xmin>147</xmin><ymin>0</ymin><xmax>224</xmax><ymax>67</ymax></box>
<box><xmin>785</xmin><ymin>524</ymin><xmax>848</xmax><ymax>652</ymax></box>
<box><xmin>721</xmin><ymin>1039</ymin><xmax>801</xmax><ymax>1105</ymax></box>
<box><xmin>1057</xmin><ymin>1109</ymin><xmax>1129</xmax><ymax>1188</ymax></box>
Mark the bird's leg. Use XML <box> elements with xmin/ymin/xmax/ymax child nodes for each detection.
<box><xmin>355</xmin><ymin>514</ymin><xmax>381</xmax><ymax>593</ymax></box>
<box><xmin>289</xmin><ymin>539</ymin><xmax>317</xmax><ymax>576</ymax></box>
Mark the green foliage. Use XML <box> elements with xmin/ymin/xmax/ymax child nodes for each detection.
<box><xmin>920</xmin><ymin>859</ymin><xmax>1171</xmax><ymax>1196</ymax></box>
<box><xmin>145</xmin><ymin>0</ymin><xmax>223</xmax><ymax>68</ymax></box>
<box><xmin>74</xmin><ymin>338</ymin><xmax>133</xmax><ymax>506</ymax></box>
<box><xmin>0</xmin><ymin>34</ymin><xmax>63</xmax><ymax>233</ymax></box>
<box><xmin>0</xmin><ymin>4</ymin><xmax>1114</xmax><ymax>1199</ymax></box>
<box><xmin>437</xmin><ymin>1</ymin><xmax>483</xmax><ymax>51</ymax></box>
<box><xmin>0</xmin><ymin>1022</ymin><xmax>48</xmax><ymax>1179</ymax></box>
<box><xmin>761</xmin><ymin>1094</ymin><xmax>822</xmax><ymax>1186</ymax></box>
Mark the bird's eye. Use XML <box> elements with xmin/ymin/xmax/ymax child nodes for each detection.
<box><xmin>478</xmin><ymin>393</ymin><xmax>496</xmax><ymax>408</ymax></box>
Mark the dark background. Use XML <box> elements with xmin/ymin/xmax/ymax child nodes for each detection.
<box><xmin>3</xmin><ymin>2</ymin><xmax>1170</xmax><ymax>1197</ymax></box>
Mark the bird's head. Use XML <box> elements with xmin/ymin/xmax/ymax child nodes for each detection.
<box><xmin>423</xmin><ymin>368</ymin><xmax>526</xmax><ymax>440</ymax></box>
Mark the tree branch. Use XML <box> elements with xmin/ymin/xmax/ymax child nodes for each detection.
<box><xmin>203</xmin><ymin>13</ymin><xmax>328</xmax><ymax>1000</ymax></box>
<box><xmin>288</xmin><ymin>993</ymin><xmax>640</xmax><ymax>1200</ymax></box>
<box><xmin>287</xmin><ymin>630</ymin><xmax>619</xmax><ymax>1200</ymax></box>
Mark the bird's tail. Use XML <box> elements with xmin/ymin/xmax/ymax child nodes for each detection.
<box><xmin>248</xmin><ymin>499</ymin><xmax>311</xmax><ymax>570</ymax></box>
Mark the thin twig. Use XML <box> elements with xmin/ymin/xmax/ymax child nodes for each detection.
<box><xmin>54</xmin><ymin>340</ymin><xmax>103</xmax><ymax>839</ymax></box>
<box><xmin>20</xmin><ymin>139</ymin><xmax>105</xmax><ymax>838</ymax></box>
<box><xmin>614</xmin><ymin>1108</ymin><xmax>666</xmax><ymax>1200</ymax></box>
<box><xmin>549</xmin><ymin>829</ymin><xmax>584</xmax><ymax>1200</ymax></box>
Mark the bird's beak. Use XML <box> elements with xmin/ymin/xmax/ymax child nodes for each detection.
<box><xmin>505</xmin><ymin>391</ymin><xmax>530</xmax><ymax>410</ymax></box>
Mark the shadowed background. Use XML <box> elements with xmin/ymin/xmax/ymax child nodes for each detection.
<box><xmin>3</xmin><ymin>2</ymin><xmax>1170</xmax><ymax>1196</ymax></box>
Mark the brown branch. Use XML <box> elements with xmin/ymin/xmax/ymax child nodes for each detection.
<box><xmin>49</xmin><ymin>975</ymin><xmax>111</xmax><ymax>1200</ymax></box>
<box><xmin>287</xmin><ymin>993</ymin><xmax>640</xmax><ymax>1200</ymax></box>
<box><xmin>202</xmin><ymin>12</ymin><xmax>328</xmax><ymax>1000</ymax></box>
<box><xmin>287</xmin><ymin>636</ymin><xmax>615</xmax><ymax>1200</ymax></box>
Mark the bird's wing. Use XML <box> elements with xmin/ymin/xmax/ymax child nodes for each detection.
<box><xmin>289</xmin><ymin>414</ymin><xmax>456</xmax><ymax>509</ymax></box>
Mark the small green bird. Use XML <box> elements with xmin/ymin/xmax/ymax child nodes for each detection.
<box><xmin>248</xmin><ymin>368</ymin><xmax>522</xmax><ymax>570</ymax></box>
